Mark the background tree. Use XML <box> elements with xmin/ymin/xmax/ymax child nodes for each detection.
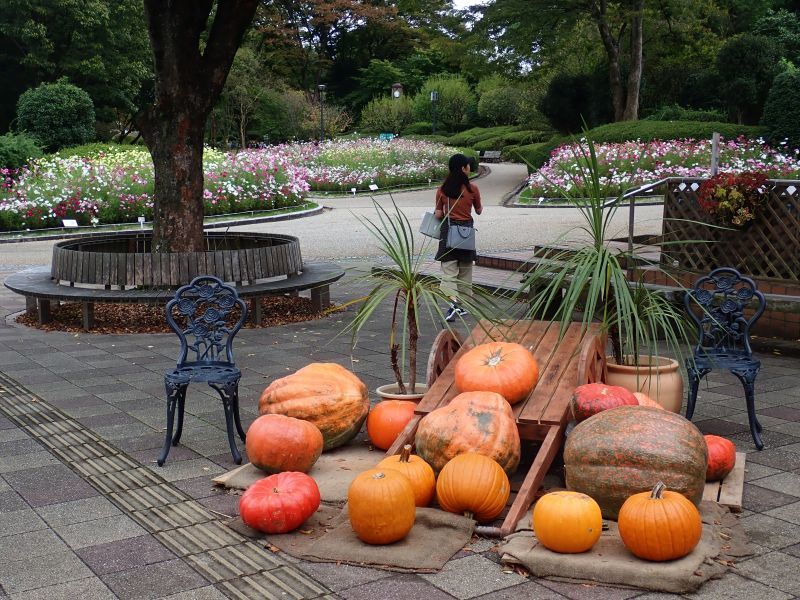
<box><xmin>137</xmin><ymin>0</ymin><xmax>258</xmax><ymax>253</ymax></box>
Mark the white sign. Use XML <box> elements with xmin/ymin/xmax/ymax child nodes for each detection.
<box><xmin>62</xmin><ymin>219</ymin><xmax>78</xmax><ymax>228</ymax></box>
<box><xmin>368</xmin><ymin>184</ymin><xmax>379</xmax><ymax>191</ymax></box>
<box><xmin>351</xmin><ymin>187</ymin><xmax>357</xmax><ymax>196</ymax></box>
<box><xmin>137</xmin><ymin>216</ymin><xmax>146</xmax><ymax>224</ymax></box>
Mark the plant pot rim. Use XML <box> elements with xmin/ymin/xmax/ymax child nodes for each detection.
<box><xmin>375</xmin><ymin>383</ymin><xmax>428</xmax><ymax>400</ymax></box>
<box><xmin>606</xmin><ymin>355</ymin><xmax>680</xmax><ymax>371</ymax></box>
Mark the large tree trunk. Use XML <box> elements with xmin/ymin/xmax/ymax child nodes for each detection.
<box><xmin>622</xmin><ymin>0</ymin><xmax>645</xmax><ymax>121</ymax></box>
<box><xmin>594</xmin><ymin>1</ymin><xmax>626</xmax><ymax>122</ymax></box>
<box><xmin>137</xmin><ymin>0</ymin><xmax>258</xmax><ymax>253</ymax></box>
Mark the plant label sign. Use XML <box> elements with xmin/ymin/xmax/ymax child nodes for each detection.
<box><xmin>368</xmin><ymin>184</ymin><xmax>379</xmax><ymax>191</ymax></box>
<box><xmin>62</xmin><ymin>219</ymin><xmax>78</xmax><ymax>228</ymax></box>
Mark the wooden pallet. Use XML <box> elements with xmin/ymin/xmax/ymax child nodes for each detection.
<box><xmin>702</xmin><ymin>452</ymin><xmax>746</xmax><ymax>512</ymax></box>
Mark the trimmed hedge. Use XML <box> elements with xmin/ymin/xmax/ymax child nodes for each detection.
<box><xmin>761</xmin><ymin>69</ymin><xmax>800</xmax><ymax>150</ymax></box>
<box><xmin>0</xmin><ymin>132</ymin><xmax>43</xmax><ymax>170</ymax></box>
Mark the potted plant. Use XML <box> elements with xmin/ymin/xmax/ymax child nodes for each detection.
<box><xmin>697</xmin><ymin>171</ymin><xmax>769</xmax><ymax>229</ymax></box>
<box><xmin>518</xmin><ymin>136</ymin><xmax>693</xmax><ymax>412</ymax></box>
<box><xmin>346</xmin><ymin>197</ymin><xmax>497</xmax><ymax>400</ymax></box>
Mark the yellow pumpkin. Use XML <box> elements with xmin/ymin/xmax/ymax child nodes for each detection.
<box><xmin>435</xmin><ymin>453</ymin><xmax>510</xmax><ymax>523</ymax></box>
<box><xmin>377</xmin><ymin>444</ymin><xmax>436</xmax><ymax>507</ymax></box>
<box><xmin>348</xmin><ymin>469</ymin><xmax>416</xmax><ymax>545</ymax></box>
<box><xmin>532</xmin><ymin>491</ymin><xmax>602</xmax><ymax>553</ymax></box>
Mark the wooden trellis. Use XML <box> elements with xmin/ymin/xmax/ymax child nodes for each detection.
<box><xmin>661</xmin><ymin>179</ymin><xmax>800</xmax><ymax>282</ymax></box>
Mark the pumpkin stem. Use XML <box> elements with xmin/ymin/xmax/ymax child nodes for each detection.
<box><xmin>650</xmin><ymin>481</ymin><xmax>667</xmax><ymax>499</ymax></box>
<box><xmin>464</xmin><ymin>511</ymin><xmax>474</xmax><ymax>520</ymax></box>
<box><xmin>486</xmin><ymin>348</ymin><xmax>503</xmax><ymax>367</ymax></box>
<box><xmin>273</xmin><ymin>488</ymin><xmax>279</xmax><ymax>493</ymax></box>
<box><xmin>371</xmin><ymin>472</ymin><xmax>386</xmax><ymax>480</ymax></box>
<box><xmin>400</xmin><ymin>445</ymin><xmax>412</xmax><ymax>463</ymax></box>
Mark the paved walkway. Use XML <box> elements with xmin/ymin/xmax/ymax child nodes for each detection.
<box><xmin>0</xmin><ymin>166</ymin><xmax>799</xmax><ymax>599</ymax></box>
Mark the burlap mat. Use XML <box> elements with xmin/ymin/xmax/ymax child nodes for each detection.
<box><xmin>499</xmin><ymin>501</ymin><xmax>752</xmax><ymax>594</ymax></box>
<box><xmin>228</xmin><ymin>504</ymin><xmax>474</xmax><ymax>573</ymax></box>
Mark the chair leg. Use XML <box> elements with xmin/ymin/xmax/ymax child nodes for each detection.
<box><xmin>732</xmin><ymin>367</ymin><xmax>764</xmax><ymax>450</ymax></box>
<box><xmin>232</xmin><ymin>393</ymin><xmax>246</xmax><ymax>442</ymax></box>
<box><xmin>172</xmin><ymin>387</ymin><xmax>187</xmax><ymax>446</ymax></box>
<box><xmin>685</xmin><ymin>365</ymin><xmax>710</xmax><ymax>420</ymax></box>
<box><xmin>210</xmin><ymin>380</ymin><xmax>243</xmax><ymax>465</ymax></box>
<box><xmin>159</xmin><ymin>380</ymin><xmax>187</xmax><ymax>466</ymax></box>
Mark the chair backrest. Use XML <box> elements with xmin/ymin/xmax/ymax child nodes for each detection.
<box><xmin>165</xmin><ymin>275</ymin><xmax>248</xmax><ymax>366</ymax></box>
<box><xmin>684</xmin><ymin>267</ymin><xmax>766</xmax><ymax>356</ymax></box>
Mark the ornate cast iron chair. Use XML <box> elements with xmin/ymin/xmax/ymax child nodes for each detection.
<box><xmin>159</xmin><ymin>276</ymin><xmax>248</xmax><ymax>466</ymax></box>
<box><xmin>684</xmin><ymin>267</ymin><xmax>766</xmax><ymax>449</ymax></box>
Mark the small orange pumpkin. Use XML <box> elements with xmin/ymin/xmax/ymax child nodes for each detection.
<box><xmin>705</xmin><ymin>435</ymin><xmax>736</xmax><ymax>481</ymax></box>
<box><xmin>436</xmin><ymin>453</ymin><xmax>510</xmax><ymax>523</ymax></box>
<box><xmin>348</xmin><ymin>468</ymin><xmax>416</xmax><ymax>545</ymax></box>
<box><xmin>570</xmin><ymin>383</ymin><xmax>638</xmax><ymax>422</ymax></box>
<box><xmin>454</xmin><ymin>342</ymin><xmax>539</xmax><ymax>405</ymax></box>
<box><xmin>367</xmin><ymin>400</ymin><xmax>417</xmax><ymax>451</ymax></box>
<box><xmin>377</xmin><ymin>445</ymin><xmax>436</xmax><ymax>507</ymax></box>
<box><xmin>633</xmin><ymin>392</ymin><xmax>665</xmax><ymax>410</ymax></box>
<box><xmin>245</xmin><ymin>414</ymin><xmax>323</xmax><ymax>473</ymax></box>
<box><xmin>618</xmin><ymin>481</ymin><xmax>702</xmax><ymax>561</ymax></box>
<box><xmin>532</xmin><ymin>491</ymin><xmax>602</xmax><ymax>554</ymax></box>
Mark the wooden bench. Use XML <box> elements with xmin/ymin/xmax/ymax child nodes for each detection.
<box><xmin>480</xmin><ymin>150</ymin><xmax>502</xmax><ymax>163</ymax></box>
<box><xmin>389</xmin><ymin>319</ymin><xmax>605</xmax><ymax>537</ymax></box>
<box><xmin>5</xmin><ymin>262</ymin><xmax>344</xmax><ymax>330</ymax></box>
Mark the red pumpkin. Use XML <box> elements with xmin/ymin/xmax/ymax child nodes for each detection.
<box><xmin>239</xmin><ymin>472</ymin><xmax>321</xmax><ymax>534</ymax></box>
<box><xmin>367</xmin><ymin>401</ymin><xmax>417</xmax><ymax>451</ymax></box>
<box><xmin>705</xmin><ymin>435</ymin><xmax>736</xmax><ymax>481</ymax></box>
<box><xmin>633</xmin><ymin>392</ymin><xmax>665</xmax><ymax>410</ymax></box>
<box><xmin>570</xmin><ymin>383</ymin><xmax>638</xmax><ymax>422</ymax></box>
<box><xmin>454</xmin><ymin>342</ymin><xmax>539</xmax><ymax>405</ymax></box>
<box><xmin>245</xmin><ymin>414</ymin><xmax>323</xmax><ymax>473</ymax></box>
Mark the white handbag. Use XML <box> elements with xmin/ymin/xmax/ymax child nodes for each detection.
<box><xmin>419</xmin><ymin>212</ymin><xmax>443</xmax><ymax>239</ymax></box>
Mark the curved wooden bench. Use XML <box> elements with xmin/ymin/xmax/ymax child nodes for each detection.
<box><xmin>5</xmin><ymin>262</ymin><xmax>345</xmax><ymax>330</ymax></box>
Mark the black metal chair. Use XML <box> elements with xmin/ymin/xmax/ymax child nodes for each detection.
<box><xmin>158</xmin><ymin>275</ymin><xmax>248</xmax><ymax>466</ymax></box>
<box><xmin>684</xmin><ymin>267</ymin><xmax>766</xmax><ymax>449</ymax></box>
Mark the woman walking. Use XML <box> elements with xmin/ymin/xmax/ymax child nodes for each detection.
<box><xmin>434</xmin><ymin>153</ymin><xmax>482</xmax><ymax>322</ymax></box>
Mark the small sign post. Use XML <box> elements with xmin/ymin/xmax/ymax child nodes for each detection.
<box><xmin>710</xmin><ymin>132</ymin><xmax>720</xmax><ymax>176</ymax></box>
<box><xmin>138</xmin><ymin>216</ymin><xmax>146</xmax><ymax>229</ymax></box>
<box><xmin>62</xmin><ymin>219</ymin><xmax>78</xmax><ymax>228</ymax></box>
<box><xmin>368</xmin><ymin>184</ymin><xmax>379</xmax><ymax>192</ymax></box>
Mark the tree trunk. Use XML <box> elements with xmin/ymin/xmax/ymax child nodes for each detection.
<box><xmin>622</xmin><ymin>0</ymin><xmax>645</xmax><ymax>121</ymax></box>
<box><xmin>594</xmin><ymin>1</ymin><xmax>626</xmax><ymax>122</ymax></box>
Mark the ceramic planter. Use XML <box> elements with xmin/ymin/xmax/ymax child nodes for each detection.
<box><xmin>605</xmin><ymin>356</ymin><xmax>684</xmax><ymax>413</ymax></box>
<box><xmin>375</xmin><ymin>384</ymin><xmax>428</xmax><ymax>402</ymax></box>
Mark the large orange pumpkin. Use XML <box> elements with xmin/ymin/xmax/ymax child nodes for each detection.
<box><xmin>239</xmin><ymin>472</ymin><xmax>321</xmax><ymax>534</ymax></box>
<box><xmin>414</xmin><ymin>391</ymin><xmax>520</xmax><ymax>474</ymax></box>
<box><xmin>532</xmin><ymin>491</ymin><xmax>602</xmax><ymax>554</ymax></box>
<box><xmin>377</xmin><ymin>445</ymin><xmax>436</xmax><ymax>507</ymax></box>
<box><xmin>618</xmin><ymin>481</ymin><xmax>702</xmax><ymax>561</ymax></box>
<box><xmin>570</xmin><ymin>382</ymin><xmax>638</xmax><ymax>422</ymax></box>
<box><xmin>259</xmin><ymin>363</ymin><xmax>369</xmax><ymax>451</ymax></box>
<box><xmin>633</xmin><ymin>392</ymin><xmax>665</xmax><ymax>410</ymax></box>
<box><xmin>366</xmin><ymin>400</ymin><xmax>417</xmax><ymax>451</ymax></box>
<box><xmin>454</xmin><ymin>342</ymin><xmax>539</xmax><ymax>405</ymax></box>
<box><xmin>348</xmin><ymin>468</ymin><xmax>416</xmax><ymax>545</ymax></box>
<box><xmin>436</xmin><ymin>453</ymin><xmax>510</xmax><ymax>523</ymax></box>
<box><xmin>564</xmin><ymin>406</ymin><xmax>707</xmax><ymax>519</ymax></box>
<box><xmin>705</xmin><ymin>435</ymin><xmax>736</xmax><ymax>481</ymax></box>
<box><xmin>245</xmin><ymin>414</ymin><xmax>323</xmax><ymax>473</ymax></box>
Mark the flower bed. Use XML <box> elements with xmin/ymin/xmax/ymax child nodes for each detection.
<box><xmin>526</xmin><ymin>137</ymin><xmax>800</xmax><ymax>199</ymax></box>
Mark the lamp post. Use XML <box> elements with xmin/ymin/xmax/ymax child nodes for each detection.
<box><xmin>318</xmin><ymin>84</ymin><xmax>326</xmax><ymax>142</ymax></box>
<box><xmin>430</xmin><ymin>90</ymin><xmax>439</xmax><ymax>135</ymax></box>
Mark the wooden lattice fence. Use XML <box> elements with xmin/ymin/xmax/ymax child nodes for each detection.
<box><xmin>661</xmin><ymin>179</ymin><xmax>800</xmax><ymax>282</ymax></box>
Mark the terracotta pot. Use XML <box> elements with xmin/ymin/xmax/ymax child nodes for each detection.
<box><xmin>375</xmin><ymin>384</ymin><xmax>428</xmax><ymax>402</ymax></box>
<box><xmin>605</xmin><ymin>356</ymin><xmax>684</xmax><ymax>413</ymax></box>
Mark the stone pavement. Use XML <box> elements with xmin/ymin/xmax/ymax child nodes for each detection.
<box><xmin>1</xmin><ymin>260</ymin><xmax>800</xmax><ymax>599</ymax></box>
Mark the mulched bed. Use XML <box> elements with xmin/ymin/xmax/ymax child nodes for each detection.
<box><xmin>15</xmin><ymin>296</ymin><xmax>340</xmax><ymax>334</ymax></box>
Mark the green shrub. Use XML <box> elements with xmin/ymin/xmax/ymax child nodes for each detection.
<box><xmin>539</xmin><ymin>71</ymin><xmax>612</xmax><ymax>133</ymax></box>
<box><xmin>512</xmin><ymin>141</ymin><xmax>559</xmax><ymax>170</ymax></box>
<box><xmin>55</xmin><ymin>142</ymin><xmax>142</xmax><ymax>159</ymax></box>
<box><xmin>16</xmin><ymin>80</ymin><xmax>96</xmax><ymax>151</ymax></box>
<box><xmin>360</xmin><ymin>96</ymin><xmax>415</xmax><ymax>133</ymax></box>
<box><xmin>644</xmin><ymin>105</ymin><xmax>727</xmax><ymax>122</ymax></box>
<box><xmin>477</xmin><ymin>87</ymin><xmax>519</xmax><ymax>126</ymax></box>
<box><xmin>448</xmin><ymin>125</ymin><xmax>521</xmax><ymax>147</ymax></box>
<box><xmin>401</xmin><ymin>121</ymin><xmax>433</xmax><ymax>135</ymax></box>
<box><xmin>761</xmin><ymin>69</ymin><xmax>800</xmax><ymax>150</ymax></box>
<box><xmin>0</xmin><ymin>132</ymin><xmax>43</xmax><ymax>170</ymax></box>
<box><xmin>412</xmin><ymin>75</ymin><xmax>476</xmax><ymax>129</ymax></box>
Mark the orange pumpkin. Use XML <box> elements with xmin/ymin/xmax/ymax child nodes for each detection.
<box><xmin>532</xmin><ymin>491</ymin><xmax>602</xmax><ymax>553</ymax></box>
<box><xmin>454</xmin><ymin>342</ymin><xmax>539</xmax><ymax>405</ymax></box>
<box><xmin>348</xmin><ymin>468</ymin><xmax>416</xmax><ymax>544</ymax></box>
<box><xmin>377</xmin><ymin>444</ymin><xmax>436</xmax><ymax>507</ymax></box>
<box><xmin>618</xmin><ymin>481</ymin><xmax>702</xmax><ymax>561</ymax></box>
<box><xmin>239</xmin><ymin>472</ymin><xmax>321</xmax><ymax>534</ymax></box>
<box><xmin>436</xmin><ymin>453</ymin><xmax>510</xmax><ymax>523</ymax></box>
<box><xmin>259</xmin><ymin>363</ymin><xmax>369</xmax><ymax>451</ymax></box>
<box><xmin>367</xmin><ymin>400</ymin><xmax>417</xmax><ymax>451</ymax></box>
<box><xmin>414</xmin><ymin>391</ymin><xmax>520</xmax><ymax>474</ymax></box>
<box><xmin>705</xmin><ymin>435</ymin><xmax>736</xmax><ymax>481</ymax></box>
<box><xmin>245</xmin><ymin>414</ymin><xmax>323</xmax><ymax>473</ymax></box>
<box><xmin>633</xmin><ymin>392</ymin><xmax>665</xmax><ymax>410</ymax></box>
<box><xmin>570</xmin><ymin>382</ymin><xmax>638</xmax><ymax>422</ymax></box>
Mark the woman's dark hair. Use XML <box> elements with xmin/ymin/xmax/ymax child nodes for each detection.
<box><xmin>441</xmin><ymin>153</ymin><xmax>474</xmax><ymax>199</ymax></box>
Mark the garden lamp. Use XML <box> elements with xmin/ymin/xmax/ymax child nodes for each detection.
<box><xmin>431</xmin><ymin>90</ymin><xmax>439</xmax><ymax>134</ymax></box>
<box><xmin>318</xmin><ymin>84</ymin><xmax>327</xmax><ymax>141</ymax></box>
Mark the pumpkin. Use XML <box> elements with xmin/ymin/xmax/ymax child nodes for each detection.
<box><xmin>245</xmin><ymin>414</ymin><xmax>323</xmax><ymax>474</ymax></box>
<box><xmin>618</xmin><ymin>481</ymin><xmax>703</xmax><ymax>561</ymax></box>
<box><xmin>414</xmin><ymin>391</ymin><xmax>520</xmax><ymax>475</ymax></box>
<box><xmin>705</xmin><ymin>435</ymin><xmax>736</xmax><ymax>481</ymax></box>
<box><xmin>348</xmin><ymin>468</ymin><xmax>416</xmax><ymax>545</ymax></box>
<box><xmin>367</xmin><ymin>400</ymin><xmax>417</xmax><ymax>451</ymax></box>
<box><xmin>533</xmin><ymin>491</ymin><xmax>602</xmax><ymax>553</ymax></box>
<box><xmin>259</xmin><ymin>363</ymin><xmax>369</xmax><ymax>451</ymax></box>
<box><xmin>239</xmin><ymin>471</ymin><xmax>321</xmax><ymax>534</ymax></box>
<box><xmin>454</xmin><ymin>342</ymin><xmax>539</xmax><ymax>405</ymax></box>
<box><xmin>436</xmin><ymin>453</ymin><xmax>510</xmax><ymax>523</ymax></box>
<box><xmin>564</xmin><ymin>406</ymin><xmax>707</xmax><ymax>519</ymax></box>
<box><xmin>633</xmin><ymin>392</ymin><xmax>665</xmax><ymax>410</ymax></box>
<box><xmin>377</xmin><ymin>444</ymin><xmax>436</xmax><ymax>507</ymax></box>
<box><xmin>570</xmin><ymin>383</ymin><xmax>638</xmax><ymax>422</ymax></box>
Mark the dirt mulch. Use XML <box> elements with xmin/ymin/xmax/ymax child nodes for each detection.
<box><xmin>15</xmin><ymin>296</ymin><xmax>341</xmax><ymax>334</ymax></box>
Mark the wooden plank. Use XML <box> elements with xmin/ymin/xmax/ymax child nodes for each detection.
<box><xmin>718</xmin><ymin>452</ymin><xmax>746</xmax><ymax>512</ymax></box>
<box><xmin>262</xmin><ymin>247</ymin><xmax>274</xmax><ymax>278</ymax></box>
<box><xmin>230</xmin><ymin>249</ymin><xmax>241</xmax><ymax>283</ymax></box>
<box><xmin>252</xmin><ymin>247</ymin><xmax>263</xmax><ymax>281</ymax></box>
<box><xmin>143</xmin><ymin>253</ymin><xmax>153</xmax><ymax>288</ymax></box>
<box><xmin>118</xmin><ymin>252</ymin><xmax>129</xmax><ymax>287</ymax></box>
<box><xmin>179</xmin><ymin>252</ymin><xmax>190</xmax><ymax>286</ymax></box>
<box><xmin>134</xmin><ymin>252</ymin><xmax>143</xmax><ymax>288</ymax></box>
<box><xmin>214</xmin><ymin>251</ymin><xmax>225</xmax><ymax>280</ymax></box>
<box><xmin>170</xmin><ymin>253</ymin><xmax>180</xmax><ymax>287</ymax></box>
<box><xmin>86</xmin><ymin>251</ymin><xmax>96</xmax><ymax>284</ymax></box>
<box><xmin>702</xmin><ymin>480</ymin><xmax>720</xmax><ymax>503</ymax></box>
<box><xmin>102</xmin><ymin>253</ymin><xmax>112</xmax><ymax>287</ymax></box>
<box><xmin>534</xmin><ymin>326</ymin><xmax>589</xmax><ymax>424</ymax></box>
<box><xmin>244</xmin><ymin>248</ymin><xmax>256</xmax><ymax>284</ymax></box>
<box><xmin>512</xmin><ymin>323</ymin><xmax>565</xmax><ymax>422</ymax></box>
<box><xmin>386</xmin><ymin>415</ymin><xmax>423</xmax><ymax>456</ymax></box>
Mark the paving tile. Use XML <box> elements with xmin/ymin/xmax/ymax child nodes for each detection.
<box><xmin>144</xmin><ymin>458</ymin><xmax>225</xmax><ymax>482</ymax></box>
<box><xmin>683</xmin><ymin>572</ymin><xmax>791</xmax><ymax>599</ymax></box>
<box><xmin>749</xmin><ymin>472</ymin><xmax>800</xmax><ymax>498</ymax></box>
<box><xmin>76</xmin><ymin>534</ymin><xmax>176</xmax><ymax>576</ymax></box>
<box><xmin>0</xmin><ymin>451</ymin><xmax>60</xmax><ymax>473</ymax></box>
<box><xmin>693</xmin><ymin>418</ymin><xmax>748</xmax><ymax>437</ymax></box>
<box><xmin>34</xmin><ymin>495</ymin><xmax>121</xmax><ymax>527</ymax></box>
<box><xmin>341</xmin><ymin>574</ymin><xmax>457</xmax><ymax>600</ymax></box>
<box><xmin>764</xmin><ymin>501</ymin><xmax>800</xmax><ymax>526</ymax></box>
<box><xmin>0</xmin><ymin>528</ymin><xmax>67</xmax><ymax>563</ymax></box>
<box><xmin>0</xmin><ymin>508</ymin><xmax>47</xmax><ymax>538</ymax></box>
<box><xmin>421</xmin><ymin>554</ymin><xmax>526</xmax><ymax>599</ymax></box>
<box><xmin>172</xmin><ymin>476</ymin><xmax>230</xmax><ymax>500</ymax></box>
<box><xmin>736</xmin><ymin>551</ymin><xmax>800</xmax><ymax>595</ymax></box>
<box><xmin>158</xmin><ymin>586</ymin><xmax>228</xmax><ymax>600</ymax></box>
<box><xmin>100</xmin><ymin>558</ymin><xmax>210</xmax><ymax>600</ymax></box>
<box><xmin>0</xmin><ymin>549</ymin><xmax>94</xmax><ymax>594</ymax></box>
<box><xmin>470</xmin><ymin>580</ymin><xmax>567</xmax><ymax>599</ymax></box>
<box><xmin>297</xmin><ymin>561</ymin><xmax>393</xmax><ymax>592</ymax></box>
<box><xmin>0</xmin><ymin>489</ymin><xmax>29</xmax><ymax>513</ymax></box>
<box><xmin>93</xmin><ymin>422</ymin><xmax>158</xmax><ymax>441</ymax></box>
<box><xmin>740</xmin><ymin>513</ymin><xmax>800</xmax><ymax>550</ymax></box>
<box><xmin>0</xmin><ymin>438</ymin><xmax>54</xmax><ymax>460</ymax></box>
<box><xmin>744</xmin><ymin>462</ymin><xmax>782</xmax><ymax>482</ymax></box>
<box><xmin>536</xmin><ymin>579</ymin><xmax>640</xmax><ymax>600</ymax></box>
<box><xmin>761</xmin><ymin>406</ymin><xmax>800</xmax><ymax>422</ymax></box>
<box><xmin>3</xmin><ymin>465</ymin><xmax>98</xmax><ymax>507</ymax></box>
<box><xmin>52</xmin><ymin>513</ymin><xmax>146</xmax><ymax>550</ymax></box>
<box><xmin>0</xmin><ymin>428</ymin><xmax>28</xmax><ymax>444</ymax></box>
<box><xmin>747</xmin><ymin>448</ymin><xmax>800</xmax><ymax>472</ymax></box>
<box><xmin>196</xmin><ymin>492</ymin><xmax>240</xmax><ymax>517</ymax></box>
<box><xmin>8</xmin><ymin>576</ymin><xmax>117</xmax><ymax>600</ymax></box>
